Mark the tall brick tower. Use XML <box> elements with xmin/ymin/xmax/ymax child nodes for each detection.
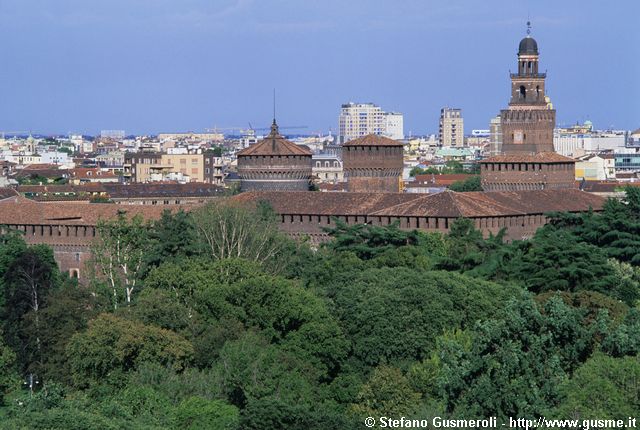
<box><xmin>237</xmin><ymin>120</ymin><xmax>313</xmax><ymax>192</ymax></box>
<box><xmin>501</xmin><ymin>22</ymin><xmax>556</xmax><ymax>154</ymax></box>
<box><xmin>342</xmin><ymin>134</ymin><xmax>403</xmax><ymax>193</ymax></box>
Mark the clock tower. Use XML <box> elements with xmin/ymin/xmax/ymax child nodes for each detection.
<box><xmin>500</xmin><ymin>22</ymin><xmax>556</xmax><ymax>154</ymax></box>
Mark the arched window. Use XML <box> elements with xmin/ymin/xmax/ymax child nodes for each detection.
<box><xmin>519</xmin><ymin>85</ymin><xmax>526</xmax><ymax>99</ymax></box>
<box><xmin>536</xmin><ymin>85</ymin><xmax>540</xmax><ymax>98</ymax></box>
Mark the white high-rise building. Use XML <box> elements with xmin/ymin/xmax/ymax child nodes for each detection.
<box><xmin>383</xmin><ymin>112</ymin><xmax>404</xmax><ymax>140</ymax></box>
<box><xmin>339</xmin><ymin>102</ymin><xmax>384</xmax><ymax>144</ymax></box>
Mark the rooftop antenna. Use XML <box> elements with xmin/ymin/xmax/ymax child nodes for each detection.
<box><xmin>273</xmin><ymin>88</ymin><xmax>276</xmax><ymax>124</ymax></box>
<box><xmin>526</xmin><ymin>17</ymin><xmax>531</xmax><ymax>36</ymax></box>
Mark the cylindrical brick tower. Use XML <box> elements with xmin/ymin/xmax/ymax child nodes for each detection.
<box><xmin>342</xmin><ymin>134</ymin><xmax>404</xmax><ymax>193</ymax></box>
<box><xmin>237</xmin><ymin>120</ymin><xmax>313</xmax><ymax>192</ymax></box>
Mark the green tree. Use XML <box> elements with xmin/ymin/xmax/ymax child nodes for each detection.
<box><xmin>0</xmin><ymin>330</ymin><xmax>16</xmax><ymax>405</ymax></box>
<box><xmin>351</xmin><ymin>365</ymin><xmax>421</xmax><ymax>418</ymax></box>
<box><xmin>66</xmin><ymin>313</ymin><xmax>194</xmax><ymax>387</ymax></box>
<box><xmin>435</xmin><ymin>297</ymin><xmax>607</xmax><ymax>419</ymax></box>
<box><xmin>215</xmin><ymin>331</ymin><xmax>314</xmax><ymax>407</ymax></box>
<box><xmin>92</xmin><ymin>212</ymin><xmax>149</xmax><ymax>308</ymax></box>
<box><xmin>25</xmin><ymin>282</ymin><xmax>101</xmax><ymax>384</ymax></box>
<box><xmin>553</xmin><ymin>353</ymin><xmax>640</xmax><ymax>418</ymax></box>
<box><xmin>437</xmin><ymin>218</ymin><xmax>504</xmax><ymax>271</ymax></box>
<box><xmin>323</xmin><ymin>219</ymin><xmax>441</xmax><ymax>260</ymax></box>
<box><xmin>2</xmin><ymin>245</ymin><xmax>61</xmax><ymax>375</ymax></box>
<box><xmin>191</xmin><ymin>202</ymin><xmax>292</xmax><ymax>274</ymax></box>
<box><xmin>146</xmin><ymin>258</ymin><xmax>348</xmax><ymax>377</ymax></box>
<box><xmin>325</xmin><ymin>267</ymin><xmax>522</xmax><ymax>368</ymax></box>
<box><xmin>145</xmin><ymin>209</ymin><xmax>199</xmax><ymax>269</ymax></box>
<box><xmin>171</xmin><ymin>397</ymin><xmax>239</xmax><ymax>430</ymax></box>
<box><xmin>602</xmin><ymin>308</ymin><xmax>640</xmax><ymax>357</ymax></box>
<box><xmin>240</xmin><ymin>397</ymin><xmax>357</xmax><ymax>430</ymax></box>
<box><xmin>448</xmin><ymin>175</ymin><xmax>482</xmax><ymax>192</ymax></box>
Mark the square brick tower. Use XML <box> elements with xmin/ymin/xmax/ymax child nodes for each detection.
<box><xmin>501</xmin><ymin>23</ymin><xmax>556</xmax><ymax>154</ymax></box>
<box><xmin>342</xmin><ymin>134</ymin><xmax>404</xmax><ymax>193</ymax></box>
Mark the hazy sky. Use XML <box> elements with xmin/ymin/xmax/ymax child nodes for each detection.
<box><xmin>0</xmin><ymin>0</ymin><xmax>638</xmax><ymax>136</ymax></box>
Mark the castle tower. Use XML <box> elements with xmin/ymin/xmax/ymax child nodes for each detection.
<box><xmin>237</xmin><ymin>120</ymin><xmax>313</xmax><ymax>192</ymax></box>
<box><xmin>342</xmin><ymin>134</ymin><xmax>403</xmax><ymax>193</ymax></box>
<box><xmin>500</xmin><ymin>22</ymin><xmax>556</xmax><ymax>154</ymax></box>
<box><xmin>480</xmin><ymin>24</ymin><xmax>575</xmax><ymax>192</ymax></box>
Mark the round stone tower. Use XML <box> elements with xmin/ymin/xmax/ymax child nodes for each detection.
<box><xmin>237</xmin><ymin>120</ymin><xmax>313</xmax><ymax>192</ymax></box>
<box><xmin>342</xmin><ymin>134</ymin><xmax>404</xmax><ymax>193</ymax></box>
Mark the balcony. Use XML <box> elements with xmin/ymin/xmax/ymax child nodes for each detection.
<box><xmin>510</xmin><ymin>72</ymin><xmax>546</xmax><ymax>79</ymax></box>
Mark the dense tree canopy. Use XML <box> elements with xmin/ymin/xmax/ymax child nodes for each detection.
<box><xmin>1</xmin><ymin>188</ymin><xmax>639</xmax><ymax>427</ymax></box>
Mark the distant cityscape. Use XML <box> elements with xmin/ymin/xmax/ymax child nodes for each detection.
<box><xmin>1</xmin><ymin>105</ymin><xmax>638</xmax><ymax>191</ymax></box>
<box><xmin>1</xmin><ymin>25</ymin><xmax>639</xmax><ymax>279</ymax></box>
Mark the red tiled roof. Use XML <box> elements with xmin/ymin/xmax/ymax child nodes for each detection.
<box><xmin>414</xmin><ymin>174</ymin><xmax>474</xmax><ymax>186</ymax></box>
<box><xmin>0</xmin><ymin>199</ymin><xmax>188</xmax><ymax>226</ymax></box>
<box><xmin>343</xmin><ymin>134</ymin><xmax>403</xmax><ymax>147</ymax></box>
<box><xmin>370</xmin><ymin>189</ymin><xmax>605</xmax><ymax>217</ymax></box>
<box><xmin>21</xmin><ymin>164</ymin><xmax>63</xmax><ymax>170</ymax></box>
<box><xmin>0</xmin><ymin>188</ymin><xmax>18</xmax><ymax>201</ymax></box>
<box><xmin>481</xmin><ymin>152</ymin><xmax>575</xmax><ymax>163</ymax></box>
<box><xmin>231</xmin><ymin>189</ymin><xmax>605</xmax><ymax>218</ymax></box>
<box><xmin>580</xmin><ymin>181</ymin><xmax>640</xmax><ymax>193</ymax></box>
<box><xmin>232</xmin><ymin>191</ymin><xmax>423</xmax><ymax>215</ymax></box>
<box><xmin>71</xmin><ymin>168</ymin><xmax>118</xmax><ymax>179</ymax></box>
<box><xmin>237</xmin><ymin>129</ymin><xmax>312</xmax><ymax>157</ymax></box>
<box><xmin>318</xmin><ymin>182</ymin><xmax>348</xmax><ymax>192</ymax></box>
<box><xmin>17</xmin><ymin>184</ymin><xmax>106</xmax><ymax>193</ymax></box>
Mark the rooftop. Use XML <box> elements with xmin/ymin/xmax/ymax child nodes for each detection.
<box><xmin>371</xmin><ymin>189</ymin><xmax>604</xmax><ymax>218</ymax></box>
<box><xmin>231</xmin><ymin>188</ymin><xmax>605</xmax><ymax>218</ymax></box>
<box><xmin>342</xmin><ymin>134</ymin><xmax>403</xmax><ymax>147</ymax></box>
<box><xmin>481</xmin><ymin>152</ymin><xmax>575</xmax><ymax>163</ymax></box>
<box><xmin>232</xmin><ymin>191</ymin><xmax>422</xmax><ymax>216</ymax></box>
<box><xmin>237</xmin><ymin>121</ymin><xmax>312</xmax><ymax>157</ymax></box>
<box><xmin>0</xmin><ymin>197</ymin><xmax>184</xmax><ymax>226</ymax></box>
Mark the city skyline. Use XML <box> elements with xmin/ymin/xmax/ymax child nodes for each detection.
<box><xmin>0</xmin><ymin>0</ymin><xmax>638</xmax><ymax>135</ymax></box>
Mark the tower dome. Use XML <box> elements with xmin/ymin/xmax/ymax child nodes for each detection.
<box><xmin>518</xmin><ymin>36</ymin><xmax>538</xmax><ymax>55</ymax></box>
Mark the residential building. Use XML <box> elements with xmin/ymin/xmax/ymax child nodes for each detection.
<box><xmin>554</xmin><ymin>127</ymin><xmax>626</xmax><ymax>157</ymax></box>
<box><xmin>312</xmin><ymin>155</ymin><xmax>343</xmax><ymax>183</ymax></box>
<box><xmin>383</xmin><ymin>112</ymin><xmax>404</xmax><ymax>140</ymax></box>
<box><xmin>575</xmin><ymin>154</ymin><xmax>615</xmax><ymax>181</ymax></box>
<box><xmin>490</xmin><ymin>115</ymin><xmax>503</xmax><ymax>155</ymax></box>
<box><xmin>439</xmin><ymin>108</ymin><xmax>464</xmax><ymax>147</ymax></box>
<box><xmin>123</xmin><ymin>148</ymin><xmax>224</xmax><ymax>184</ymax></box>
<box><xmin>339</xmin><ymin>102</ymin><xmax>384</xmax><ymax>144</ymax></box>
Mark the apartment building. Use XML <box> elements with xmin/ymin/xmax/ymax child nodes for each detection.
<box><xmin>124</xmin><ymin>148</ymin><xmax>224</xmax><ymax>184</ymax></box>
<box><xmin>439</xmin><ymin>108</ymin><xmax>464</xmax><ymax>147</ymax></box>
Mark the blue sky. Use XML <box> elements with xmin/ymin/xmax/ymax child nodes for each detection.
<box><xmin>0</xmin><ymin>0</ymin><xmax>638</xmax><ymax>136</ymax></box>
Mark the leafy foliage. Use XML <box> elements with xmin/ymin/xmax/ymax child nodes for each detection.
<box><xmin>448</xmin><ymin>175</ymin><xmax>482</xmax><ymax>192</ymax></box>
<box><xmin>2</xmin><ymin>188</ymin><xmax>640</xmax><ymax>425</ymax></box>
<box><xmin>66</xmin><ymin>313</ymin><xmax>194</xmax><ymax>387</ymax></box>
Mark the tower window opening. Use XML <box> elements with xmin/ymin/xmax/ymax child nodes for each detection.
<box><xmin>519</xmin><ymin>86</ymin><xmax>526</xmax><ymax>99</ymax></box>
<box><xmin>536</xmin><ymin>85</ymin><xmax>540</xmax><ymax>98</ymax></box>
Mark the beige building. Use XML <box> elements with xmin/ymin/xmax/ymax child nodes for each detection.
<box><xmin>439</xmin><ymin>108</ymin><xmax>464</xmax><ymax>147</ymax></box>
<box><xmin>157</xmin><ymin>132</ymin><xmax>224</xmax><ymax>143</ymax></box>
<box><xmin>124</xmin><ymin>149</ymin><xmax>224</xmax><ymax>184</ymax></box>
<box><xmin>490</xmin><ymin>115</ymin><xmax>502</xmax><ymax>155</ymax></box>
<box><xmin>312</xmin><ymin>155</ymin><xmax>344</xmax><ymax>183</ymax></box>
<box><xmin>339</xmin><ymin>102</ymin><xmax>384</xmax><ymax>144</ymax></box>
